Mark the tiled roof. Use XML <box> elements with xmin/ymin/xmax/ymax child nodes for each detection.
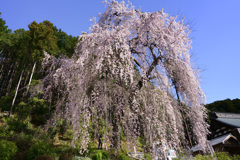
<box><xmin>215</xmin><ymin>112</ymin><xmax>240</xmax><ymax>119</ymax></box>
<box><xmin>216</xmin><ymin>117</ymin><xmax>240</xmax><ymax>128</ymax></box>
<box><xmin>214</xmin><ymin>112</ymin><xmax>240</xmax><ymax>128</ymax></box>
<box><xmin>191</xmin><ymin>133</ymin><xmax>237</xmax><ymax>152</ymax></box>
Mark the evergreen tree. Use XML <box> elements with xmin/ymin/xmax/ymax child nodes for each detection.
<box><xmin>0</xmin><ymin>17</ymin><xmax>78</xmax><ymax>116</ymax></box>
<box><xmin>206</xmin><ymin>98</ymin><xmax>240</xmax><ymax>113</ymax></box>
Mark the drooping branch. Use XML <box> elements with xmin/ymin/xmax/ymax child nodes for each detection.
<box><xmin>172</xmin><ymin>78</ymin><xmax>193</xmax><ymax>148</ymax></box>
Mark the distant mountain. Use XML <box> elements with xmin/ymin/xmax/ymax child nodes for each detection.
<box><xmin>206</xmin><ymin>98</ymin><xmax>240</xmax><ymax>113</ymax></box>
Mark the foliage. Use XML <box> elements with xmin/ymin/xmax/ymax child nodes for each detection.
<box><xmin>0</xmin><ymin>140</ymin><xmax>18</xmax><ymax>160</ymax></box>
<box><xmin>29</xmin><ymin>97</ymin><xmax>49</xmax><ymax>126</ymax></box>
<box><xmin>26</xmin><ymin>140</ymin><xmax>53</xmax><ymax>160</ymax></box>
<box><xmin>15</xmin><ymin>96</ymin><xmax>49</xmax><ymax>125</ymax></box>
<box><xmin>63</xmin><ymin>129</ymin><xmax>74</xmax><ymax>140</ymax></box>
<box><xmin>0</xmin><ymin>12</ymin><xmax>12</xmax><ymax>55</ymax></box>
<box><xmin>27</xmin><ymin>20</ymin><xmax>58</xmax><ymax>60</ymax></box>
<box><xmin>194</xmin><ymin>152</ymin><xmax>240</xmax><ymax>160</ymax></box>
<box><xmin>16</xmin><ymin>138</ymin><xmax>33</xmax><ymax>151</ymax></box>
<box><xmin>34</xmin><ymin>155</ymin><xmax>55</xmax><ymax>160</ymax></box>
<box><xmin>53</xmin><ymin>27</ymin><xmax>78</xmax><ymax>58</ymax></box>
<box><xmin>7</xmin><ymin>116</ymin><xmax>28</xmax><ymax>133</ymax></box>
<box><xmin>0</xmin><ymin>116</ymin><xmax>30</xmax><ymax>138</ymax></box>
<box><xmin>47</xmin><ymin>119</ymin><xmax>73</xmax><ymax>140</ymax></box>
<box><xmin>12</xmin><ymin>139</ymin><xmax>33</xmax><ymax>160</ymax></box>
<box><xmin>0</xmin><ymin>123</ymin><xmax>9</xmax><ymax>137</ymax></box>
<box><xmin>47</xmin><ymin>125</ymin><xmax>59</xmax><ymax>139</ymax></box>
<box><xmin>206</xmin><ymin>98</ymin><xmax>240</xmax><ymax>113</ymax></box>
<box><xmin>0</xmin><ymin>12</ymin><xmax>11</xmax><ymax>34</ymax></box>
<box><xmin>0</xmin><ymin>14</ymin><xmax>78</xmax><ymax>117</ymax></box>
<box><xmin>79</xmin><ymin>158</ymin><xmax>91</xmax><ymax>160</ymax></box>
<box><xmin>90</xmin><ymin>150</ymin><xmax>109</xmax><ymax>160</ymax></box>
<box><xmin>59</xmin><ymin>152</ymin><xmax>74</xmax><ymax>160</ymax></box>
<box><xmin>144</xmin><ymin>153</ymin><xmax>153</xmax><ymax>160</ymax></box>
<box><xmin>16</xmin><ymin>101</ymin><xmax>29</xmax><ymax>118</ymax></box>
<box><xmin>1</xmin><ymin>115</ymin><xmax>34</xmax><ymax>135</ymax></box>
<box><xmin>117</xmin><ymin>152</ymin><xmax>134</xmax><ymax>160</ymax></box>
<box><xmin>0</xmin><ymin>95</ymin><xmax>13</xmax><ymax>111</ymax></box>
<box><xmin>88</xmin><ymin>117</ymin><xmax>109</xmax><ymax>140</ymax></box>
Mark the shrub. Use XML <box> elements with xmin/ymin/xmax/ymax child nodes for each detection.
<box><xmin>79</xmin><ymin>158</ymin><xmax>91</xmax><ymax>160</ymax></box>
<box><xmin>16</xmin><ymin>139</ymin><xmax>33</xmax><ymax>152</ymax></box>
<box><xmin>4</xmin><ymin>116</ymin><xmax>34</xmax><ymax>135</ymax></box>
<box><xmin>26</xmin><ymin>141</ymin><xmax>53</xmax><ymax>160</ymax></box>
<box><xmin>144</xmin><ymin>153</ymin><xmax>152</xmax><ymax>160</ymax></box>
<box><xmin>11</xmin><ymin>139</ymin><xmax>34</xmax><ymax>160</ymax></box>
<box><xmin>59</xmin><ymin>152</ymin><xmax>74</xmax><ymax>160</ymax></box>
<box><xmin>16</xmin><ymin>101</ymin><xmax>29</xmax><ymax>119</ymax></box>
<box><xmin>7</xmin><ymin>118</ymin><xmax>27</xmax><ymax>133</ymax></box>
<box><xmin>194</xmin><ymin>152</ymin><xmax>240</xmax><ymax>160</ymax></box>
<box><xmin>117</xmin><ymin>152</ymin><xmax>129</xmax><ymax>160</ymax></box>
<box><xmin>117</xmin><ymin>152</ymin><xmax>135</xmax><ymax>160</ymax></box>
<box><xmin>34</xmin><ymin>155</ymin><xmax>54</xmax><ymax>160</ymax></box>
<box><xmin>29</xmin><ymin>97</ymin><xmax>49</xmax><ymax>126</ymax></box>
<box><xmin>0</xmin><ymin>123</ymin><xmax>9</xmax><ymax>137</ymax></box>
<box><xmin>232</xmin><ymin>155</ymin><xmax>240</xmax><ymax>160</ymax></box>
<box><xmin>90</xmin><ymin>150</ymin><xmax>109</xmax><ymax>160</ymax></box>
<box><xmin>12</xmin><ymin>152</ymin><xmax>27</xmax><ymax>160</ymax></box>
<box><xmin>194</xmin><ymin>154</ymin><xmax>212</xmax><ymax>160</ymax></box>
<box><xmin>0</xmin><ymin>95</ymin><xmax>12</xmax><ymax>111</ymax></box>
<box><xmin>0</xmin><ymin>140</ymin><xmax>18</xmax><ymax>160</ymax></box>
<box><xmin>63</xmin><ymin>129</ymin><xmax>73</xmax><ymax>140</ymax></box>
<box><xmin>48</xmin><ymin>126</ymin><xmax>59</xmax><ymax>139</ymax></box>
<box><xmin>215</xmin><ymin>152</ymin><xmax>232</xmax><ymax>160</ymax></box>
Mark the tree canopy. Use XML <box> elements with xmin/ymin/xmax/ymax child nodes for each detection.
<box><xmin>206</xmin><ymin>98</ymin><xmax>240</xmax><ymax>113</ymax></box>
<box><xmin>0</xmin><ymin>15</ymin><xmax>78</xmax><ymax>113</ymax></box>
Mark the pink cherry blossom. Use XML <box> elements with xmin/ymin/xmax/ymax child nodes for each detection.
<box><xmin>42</xmin><ymin>0</ymin><xmax>209</xmax><ymax>156</ymax></box>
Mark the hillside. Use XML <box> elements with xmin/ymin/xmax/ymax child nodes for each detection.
<box><xmin>206</xmin><ymin>98</ymin><xmax>240</xmax><ymax>113</ymax></box>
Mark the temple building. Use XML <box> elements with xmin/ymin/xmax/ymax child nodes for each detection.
<box><xmin>191</xmin><ymin>112</ymin><xmax>240</xmax><ymax>155</ymax></box>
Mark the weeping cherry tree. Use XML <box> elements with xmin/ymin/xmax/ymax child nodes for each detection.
<box><xmin>42</xmin><ymin>0</ymin><xmax>209</xmax><ymax>155</ymax></box>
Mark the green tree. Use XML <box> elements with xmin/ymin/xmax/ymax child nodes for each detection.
<box><xmin>0</xmin><ymin>12</ymin><xmax>12</xmax><ymax>53</ymax></box>
<box><xmin>206</xmin><ymin>98</ymin><xmax>240</xmax><ymax>113</ymax></box>
<box><xmin>53</xmin><ymin>27</ymin><xmax>78</xmax><ymax>58</ymax></box>
<box><xmin>27</xmin><ymin>20</ymin><xmax>58</xmax><ymax>60</ymax></box>
<box><xmin>0</xmin><ymin>15</ymin><xmax>78</xmax><ymax>118</ymax></box>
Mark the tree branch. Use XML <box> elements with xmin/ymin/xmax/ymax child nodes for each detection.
<box><xmin>146</xmin><ymin>46</ymin><xmax>162</xmax><ymax>78</ymax></box>
<box><xmin>133</xmin><ymin>58</ymin><xmax>141</xmax><ymax>67</ymax></box>
<box><xmin>130</xmin><ymin>48</ymin><xmax>144</xmax><ymax>55</ymax></box>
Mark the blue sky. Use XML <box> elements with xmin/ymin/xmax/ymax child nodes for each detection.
<box><xmin>1</xmin><ymin>0</ymin><xmax>239</xmax><ymax>103</ymax></box>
